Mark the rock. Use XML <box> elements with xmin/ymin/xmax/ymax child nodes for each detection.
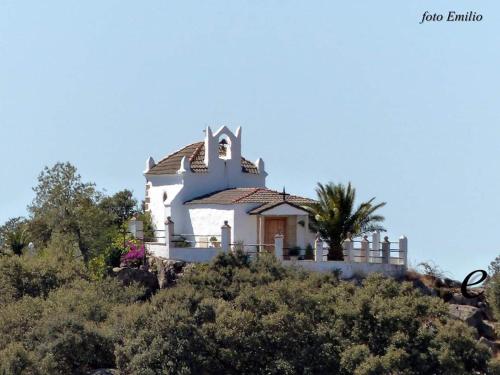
<box><xmin>411</xmin><ymin>278</ymin><xmax>433</xmax><ymax>296</ymax></box>
<box><xmin>479</xmin><ymin>320</ymin><xmax>497</xmax><ymax>340</ymax></box>
<box><xmin>448</xmin><ymin>304</ymin><xmax>498</xmax><ymax>340</ymax></box>
<box><xmin>479</xmin><ymin>337</ymin><xmax>497</xmax><ymax>352</ymax></box>
<box><xmin>448</xmin><ymin>304</ymin><xmax>485</xmax><ymax>334</ymax></box>
<box><xmin>481</xmin><ymin>305</ymin><xmax>495</xmax><ymax>321</ymax></box>
<box><xmin>114</xmin><ymin>267</ymin><xmax>159</xmax><ymax>298</ymax></box>
<box><xmin>448</xmin><ymin>292</ymin><xmax>482</xmax><ymax>307</ymax></box>
<box><xmin>147</xmin><ymin>256</ymin><xmax>187</xmax><ymax>288</ymax></box>
<box><xmin>443</xmin><ymin>277</ymin><xmax>462</xmax><ymax>288</ymax></box>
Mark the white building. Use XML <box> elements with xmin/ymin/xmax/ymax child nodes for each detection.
<box><xmin>143</xmin><ymin>126</ymin><xmax>317</xmax><ymax>253</ymax></box>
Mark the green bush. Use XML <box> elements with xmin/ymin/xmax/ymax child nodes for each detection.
<box><xmin>114</xmin><ymin>252</ymin><xmax>492</xmax><ymax>374</ymax></box>
<box><xmin>0</xmin><ymin>250</ymin><xmax>495</xmax><ymax>374</ymax></box>
<box><xmin>487</xmin><ymin>273</ymin><xmax>500</xmax><ymax>319</ymax></box>
<box><xmin>0</xmin><ymin>342</ymin><xmax>38</xmax><ymax>375</ymax></box>
<box><xmin>0</xmin><ymin>253</ymin><xmax>144</xmax><ymax>374</ymax></box>
<box><xmin>0</xmin><ymin>254</ymin><xmax>84</xmax><ymax>304</ymax></box>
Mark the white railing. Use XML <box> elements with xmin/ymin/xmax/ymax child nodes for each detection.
<box><xmin>141</xmin><ymin>218</ymin><xmax>407</xmax><ymax>271</ymax></box>
<box><xmin>340</xmin><ymin>233</ymin><xmax>408</xmax><ymax>266</ymax></box>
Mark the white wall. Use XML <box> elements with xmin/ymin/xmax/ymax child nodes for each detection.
<box><xmin>233</xmin><ymin>204</ymin><xmax>259</xmax><ymax>246</ymax></box>
<box><xmin>146</xmin><ymin>243</ymin><xmax>222</xmax><ymax>263</ymax></box>
<box><xmin>170</xmin><ymin>247</ymin><xmax>222</xmax><ymax>263</ymax></box>
<box><xmin>146</xmin><ymin>175</ymin><xmax>183</xmax><ymax>231</ymax></box>
<box><xmin>146</xmin><ymin>243</ymin><xmax>405</xmax><ymax>278</ymax></box>
<box><xmin>282</xmin><ymin>260</ymin><xmax>406</xmax><ymax>278</ymax></box>
<box><xmin>188</xmin><ymin>205</ymin><xmax>234</xmax><ymax>237</ymax></box>
<box><xmin>144</xmin><ymin>126</ymin><xmax>266</xmax><ymax>235</ymax></box>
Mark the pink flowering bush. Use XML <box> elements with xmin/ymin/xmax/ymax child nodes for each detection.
<box><xmin>120</xmin><ymin>241</ymin><xmax>145</xmax><ymax>267</ymax></box>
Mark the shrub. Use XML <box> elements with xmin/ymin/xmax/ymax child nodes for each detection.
<box><xmin>114</xmin><ymin>254</ymin><xmax>491</xmax><ymax>374</ymax></box>
<box><xmin>487</xmin><ymin>273</ymin><xmax>500</xmax><ymax>319</ymax></box>
<box><xmin>0</xmin><ymin>342</ymin><xmax>38</xmax><ymax>375</ymax></box>
<box><xmin>0</xmin><ymin>255</ymin><xmax>84</xmax><ymax>304</ymax></box>
<box><xmin>0</xmin><ymin>249</ymin><xmax>494</xmax><ymax>374</ymax></box>
<box><xmin>120</xmin><ymin>241</ymin><xmax>145</xmax><ymax>267</ymax></box>
<box><xmin>29</xmin><ymin>315</ymin><xmax>114</xmax><ymax>375</ymax></box>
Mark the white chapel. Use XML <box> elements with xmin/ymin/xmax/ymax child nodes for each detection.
<box><xmin>143</xmin><ymin>126</ymin><xmax>317</xmax><ymax>251</ymax></box>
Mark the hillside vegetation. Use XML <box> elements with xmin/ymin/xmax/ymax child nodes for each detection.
<box><xmin>1</xmin><ymin>162</ymin><xmax>499</xmax><ymax>374</ymax></box>
<box><xmin>0</xmin><ymin>248</ymin><xmax>498</xmax><ymax>375</ymax></box>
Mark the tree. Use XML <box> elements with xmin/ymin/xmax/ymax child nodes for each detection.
<box><xmin>489</xmin><ymin>255</ymin><xmax>500</xmax><ymax>276</ymax></box>
<box><xmin>28</xmin><ymin>162</ymin><xmax>107</xmax><ymax>262</ymax></box>
<box><xmin>115</xmin><ymin>252</ymin><xmax>493</xmax><ymax>374</ymax></box>
<box><xmin>99</xmin><ymin>190</ymin><xmax>137</xmax><ymax>227</ymax></box>
<box><xmin>309</xmin><ymin>182</ymin><xmax>386</xmax><ymax>260</ymax></box>
<box><xmin>0</xmin><ymin>217</ymin><xmax>29</xmax><ymax>256</ymax></box>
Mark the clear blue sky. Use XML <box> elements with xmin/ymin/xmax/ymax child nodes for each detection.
<box><xmin>1</xmin><ymin>1</ymin><xmax>498</xmax><ymax>280</ymax></box>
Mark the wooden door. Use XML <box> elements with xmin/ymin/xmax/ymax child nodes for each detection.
<box><xmin>264</xmin><ymin>217</ymin><xmax>287</xmax><ymax>252</ymax></box>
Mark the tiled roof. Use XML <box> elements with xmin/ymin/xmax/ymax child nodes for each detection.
<box><xmin>147</xmin><ymin>142</ymin><xmax>259</xmax><ymax>175</ymax></box>
<box><xmin>185</xmin><ymin>187</ymin><xmax>316</xmax><ymax>206</ymax></box>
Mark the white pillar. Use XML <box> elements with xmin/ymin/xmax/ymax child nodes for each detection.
<box><xmin>372</xmin><ymin>231</ymin><xmax>380</xmax><ymax>259</ymax></box>
<box><xmin>258</xmin><ymin>216</ymin><xmax>265</xmax><ymax>253</ymax></box>
<box><xmin>360</xmin><ymin>235</ymin><xmax>369</xmax><ymax>263</ymax></box>
<box><xmin>274</xmin><ymin>233</ymin><xmax>284</xmax><ymax>261</ymax></box>
<box><xmin>165</xmin><ymin>217</ymin><xmax>174</xmax><ymax>248</ymax></box>
<box><xmin>399</xmin><ymin>235</ymin><xmax>408</xmax><ymax>267</ymax></box>
<box><xmin>343</xmin><ymin>237</ymin><xmax>354</xmax><ymax>262</ymax></box>
<box><xmin>314</xmin><ymin>238</ymin><xmax>323</xmax><ymax>262</ymax></box>
<box><xmin>382</xmin><ymin>236</ymin><xmax>390</xmax><ymax>264</ymax></box>
<box><xmin>221</xmin><ymin>221</ymin><xmax>231</xmax><ymax>253</ymax></box>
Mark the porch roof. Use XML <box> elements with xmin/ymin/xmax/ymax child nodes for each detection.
<box><xmin>184</xmin><ymin>187</ymin><xmax>316</xmax><ymax>206</ymax></box>
<box><xmin>248</xmin><ymin>200</ymin><xmax>311</xmax><ymax>215</ymax></box>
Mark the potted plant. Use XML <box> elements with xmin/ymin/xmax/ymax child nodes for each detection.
<box><xmin>209</xmin><ymin>236</ymin><xmax>220</xmax><ymax>248</ymax></box>
<box><xmin>288</xmin><ymin>246</ymin><xmax>301</xmax><ymax>261</ymax></box>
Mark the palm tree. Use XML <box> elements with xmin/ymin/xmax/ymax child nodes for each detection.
<box><xmin>6</xmin><ymin>227</ymin><xmax>29</xmax><ymax>256</ymax></box>
<box><xmin>309</xmin><ymin>182</ymin><xmax>386</xmax><ymax>260</ymax></box>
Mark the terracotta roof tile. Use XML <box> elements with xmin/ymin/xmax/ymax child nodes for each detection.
<box><xmin>185</xmin><ymin>188</ymin><xmax>316</xmax><ymax>206</ymax></box>
<box><xmin>147</xmin><ymin>142</ymin><xmax>258</xmax><ymax>175</ymax></box>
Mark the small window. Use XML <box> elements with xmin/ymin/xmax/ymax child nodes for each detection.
<box><xmin>163</xmin><ymin>192</ymin><xmax>168</xmax><ymax>203</ymax></box>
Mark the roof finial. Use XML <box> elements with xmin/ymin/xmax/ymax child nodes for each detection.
<box><xmin>279</xmin><ymin>186</ymin><xmax>288</xmax><ymax>201</ymax></box>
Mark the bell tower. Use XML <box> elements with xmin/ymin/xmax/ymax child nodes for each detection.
<box><xmin>204</xmin><ymin>125</ymin><xmax>242</xmax><ymax>173</ymax></box>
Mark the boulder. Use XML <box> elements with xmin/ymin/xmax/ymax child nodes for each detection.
<box><xmin>410</xmin><ymin>278</ymin><xmax>434</xmax><ymax>296</ymax></box>
<box><xmin>479</xmin><ymin>337</ymin><xmax>497</xmax><ymax>353</ymax></box>
<box><xmin>448</xmin><ymin>304</ymin><xmax>498</xmax><ymax>340</ymax></box>
<box><xmin>481</xmin><ymin>305</ymin><xmax>495</xmax><ymax>321</ymax></box>
<box><xmin>448</xmin><ymin>292</ymin><xmax>482</xmax><ymax>307</ymax></box>
<box><xmin>443</xmin><ymin>277</ymin><xmax>462</xmax><ymax>288</ymax></box>
<box><xmin>478</xmin><ymin>320</ymin><xmax>497</xmax><ymax>340</ymax></box>
<box><xmin>147</xmin><ymin>256</ymin><xmax>187</xmax><ymax>288</ymax></box>
<box><xmin>448</xmin><ymin>304</ymin><xmax>485</xmax><ymax>333</ymax></box>
<box><xmin>114</xmin><ymin>267</ymin><xmax>159</xmax><ymax>298</ymax></box>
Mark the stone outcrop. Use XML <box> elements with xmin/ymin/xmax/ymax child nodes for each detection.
<box><xmin>112</xmin><ymin>256</ymin><xmax>189</xmax><ymax>299</ymax></box>
<box><xmin>113</xmin><ymin>267</ymin><xmax>159</xmax><ymax>298</ymax></box>
<box><xmin>406</xmin><ymin>271</ymin><xmax>500</xmax><ymax>354</ymax></box>
<box><xmin>448</xmin><ymin>304</ymin><xmax>489</xmax><ymax>336</ymax></box>
<box><xmin>147</xmin><ymin>256</ymin><xmax>188</xmax><ymax>289</ymax></box>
